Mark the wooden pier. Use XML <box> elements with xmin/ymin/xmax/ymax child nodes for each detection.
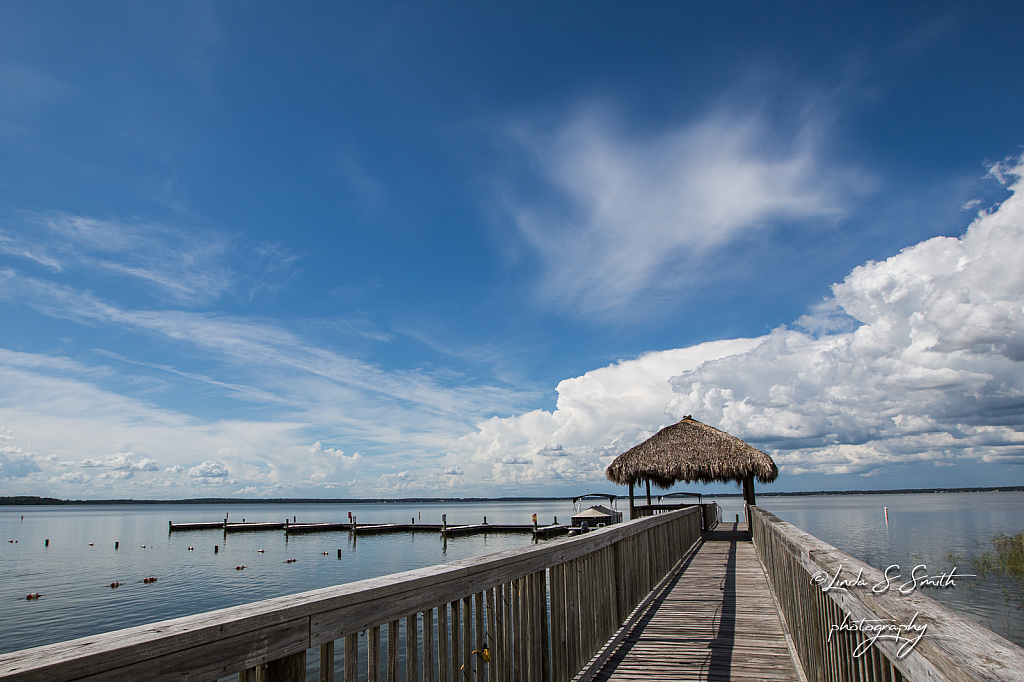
<box><xmin>7</xmin><ymin>506</ymin><xmax>1024</xmax><ymax>682</ymax></box>
<box><xmin>588</xmin><ymin>523</ymin><xmax>801</xmax><ymax>682</ymax></box>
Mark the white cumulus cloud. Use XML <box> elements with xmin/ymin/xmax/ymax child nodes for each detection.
<box><xmin>188</xmin><ymin>460</ymin><xmax>230</xmax><ymax>478</ymax></box>
<box><xmin>447</xmin><ymin>338</ymin><xmax>759</xmax><ymax>489</ymax></box>
<box><xmin>666</xmin><ymin>158</ymin><xmax>1024</xmax><ymax>475</ymax></box>
<box><xmin>447</xmin><ymin>156</ymin><xmax>1024</xmax><ymax>490</ymax></box>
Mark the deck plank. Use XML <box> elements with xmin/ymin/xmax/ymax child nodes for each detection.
<box><xmin>593</xmin><ymin>523</ymin><xmax>800</xmax><ymax>682</ymax></box>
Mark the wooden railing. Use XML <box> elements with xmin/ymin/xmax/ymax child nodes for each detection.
<box><xmin>750</xmin><ymin>505</ymin><xmax>1024</xmax><ymax>682</ymax></box>
<box><xmin>0</xmin><ymin>508</ymin><xmax>701</xmax><ymax>682</ymax></box>
<box><xmin>631</xmin><ymin>502</ymin><xmax>719</xmax><ymax>531</ymax></box>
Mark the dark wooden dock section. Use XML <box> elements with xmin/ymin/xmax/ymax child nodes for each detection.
<box><xmin>591</xmin><ymin>522</ymin><xmax>802</xmax><ymax>682</ymax></box>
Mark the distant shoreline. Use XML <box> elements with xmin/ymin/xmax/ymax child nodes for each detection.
<box><xmin>2</xmin><ymin>486</ymin><xmax>1022</xmax><ymax>505</ymax></box>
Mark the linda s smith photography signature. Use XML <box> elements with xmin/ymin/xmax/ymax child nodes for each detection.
<box><xmin>811</xmin><ymin>563</ymin><xmax>975</xmax><ymax>595</ymax></box>
<box><xmin>810</xmin><ymin>564</ymin><xmax>974</xmax><ymax>658</ymax></box>
<box><xmin>827</xmin><ymin>612</ymin><xmax>928</xmax><ymax>659</ymax></box>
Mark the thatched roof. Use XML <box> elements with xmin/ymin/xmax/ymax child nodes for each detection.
<box><xmin>605</xmin><ymin>416</ymin><xmax>778</xmax><ymax>488</ymax></box>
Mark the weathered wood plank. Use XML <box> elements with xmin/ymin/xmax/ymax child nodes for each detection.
<box><xmin>68</xmin><ymin>617</ymin><xmax>309</xmax><ymax>682</ymax></box>
<box><xmin>589</xmin><ymin>534</ymin><xmax>799</xmax><ymax>682</ymax></box>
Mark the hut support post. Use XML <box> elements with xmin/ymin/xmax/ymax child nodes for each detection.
<box><xmin>645</xmin><ymin>480</ymin><xmax>651</xmax><ymax>506</ymax></box>
<box><xmin>628</xmin><ymin>482</ymin><xmax>635</xmax><ymax>520</ymax></box>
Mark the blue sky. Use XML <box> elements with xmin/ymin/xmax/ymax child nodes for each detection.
<box><xmin>1</xmin><ymin>2</ymin><xmax>1023</xmax><ymax>499</ymax></box>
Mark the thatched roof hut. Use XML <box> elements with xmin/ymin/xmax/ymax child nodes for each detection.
<box><xmin>605</xmin><ymin>416</ymin><xmax>778</xmax><ymax>514</ymax></box>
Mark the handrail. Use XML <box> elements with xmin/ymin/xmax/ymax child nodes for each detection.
<box><xmin>750</xmin><ymin>505</ymin><xmax>1024</xmax><ymax>682</ymax></box>
<box><xmin>632</xmin><ymin>502</ymin><xmax>719</xmax><ymax>532</ymax></box>
<box><xmin>0</xmin><ymin>507</ymin><xmax>702</xmax><ymax>682</ymax></box>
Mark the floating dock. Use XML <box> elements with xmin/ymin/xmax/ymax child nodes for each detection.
<box><xmin>166</xmin><ymin>521</ymin><xmax>225</xmax><ymax>532</ymax></box>
<box><xmin>283</xmin><ymin>522</ymin><xmax>353</xmax><ymax>534</ymax></box>
<box><xmin>441</xmin><ymin>523</ymin><xmax>534</xmax><ymax>537</ymax></box>
<box><xmin>169</xmin><ymin>519</ymin><xmax>566</xmax><ymax>538</ymax></box>
<box><xmin>532</xmin><ymin>523</ymin><xmax>569</xmax><ymax>539</ymax></box>
<box><xmin>353</xmin><ymin>523</ymin><xmax>442</xmax><ymax>535</ymax></box>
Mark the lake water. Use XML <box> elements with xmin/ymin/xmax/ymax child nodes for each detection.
<box><xmin>1</xmin><ymin>492</ymin><xmax>1022</xmax><ymax>659</ymax></box>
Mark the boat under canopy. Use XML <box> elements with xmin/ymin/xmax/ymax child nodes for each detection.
<box><xmin>570</xmin><ymin>504</ymin><xmax>622</xmax><ymax>528</ymax></box>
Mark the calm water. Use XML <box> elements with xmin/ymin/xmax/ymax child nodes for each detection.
<box><xmin>1</xmin><ymin>492</ymin><xmax>1021</xmax><ymax>657</ymax></box>
<box><xmin>0</xmin><ymin>500</ymin><xmax>571</xmax><ymax>655</ymax></box>
<box><xmin>749</xmin><ymin>491</ymin><xmax>1024</xmax><ymax>647</ymax></box>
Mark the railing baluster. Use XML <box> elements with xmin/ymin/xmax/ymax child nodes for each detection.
<box><xmin>538</xmin><ymin>570</ymin><xmax>549</xmax><ymax>682</ymax></box>
<box><xmin>369</xmin><ymin>626</ymin><xmax>381</xmax><ymax>682</ymax></box>
<box><xmin>345</xmin><ymin>634</ymin><xmax>359</xmax><ymax>682</ymax></box>
<box><xmin>475</xmin><ymin>591</ymin><xmax>486</xmax><ymax>682</ymax></box>
<box><xmin>408</xmin><ymin>614</ymin><xmax>419</xmax><ymax>682</ymax></box>
<box><xmin>500</xmin><ymin>582</ymin><xmax>511</xmax><ymax>682</ymax></box>
<box><xmin>462</xmin><ymin>595</ymin><xmax>473</xmax><ymax>682</ymax></box>
<box><xmin>451</xmin><ymin>600</ymin><xmax>461</xmax><ymax>682</ymax></box>
<box><xmin>388</xmin><ymin>620</ymin><xmax>400</xmax><ymax>682</ymax></box>
<box><xmin>486</xmin><ymin>588</ymin><xmax>496</xmax><ymax>682</ymax></box>
<box><xmin>513</xmin><ymin>578</ymin><xmax>524</xmax><ymax>682</ymax></box>
<box><xmin>548</xmin><ymin>563</ymin><xmax>564</xmax><ymax>682</ymax></box>
<box><xmin>320</xmin><ymin>640</ymin><xmax>335</xmax><ymax>682</ymax></box>
<box><xmin>438</xmin><ymin>603</ymin><xmax>450</xmax><ymax>682</ymax></box>
<box><xmin>424</xmin><ymin>608</ymin><xmax>434</xmax><ymax>682</ymax></box>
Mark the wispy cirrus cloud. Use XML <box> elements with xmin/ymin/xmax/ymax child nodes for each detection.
<box><xmin>504</xmin><ymin>107</ymin><xmax>866</xmax><ymax>320</ymax></box>
<box><xmin>0</xmin><ymin>259</ymin><xmax>539</xmax><ymax>496</ymax></box>
<box><xmin>0</xmin><ymin>268</ymin><xmax>536</xmax><ymax>426</ymax></box>
<box><xmin>0</xmin><ymin>211</ymin><xmax>298</xmax><ymax>305</ymax></box>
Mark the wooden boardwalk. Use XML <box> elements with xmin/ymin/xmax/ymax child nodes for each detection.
<box><xmin>593</xmin><ymin>522</ymin><xmax>802</xmax><ymax>682</ymax></box>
